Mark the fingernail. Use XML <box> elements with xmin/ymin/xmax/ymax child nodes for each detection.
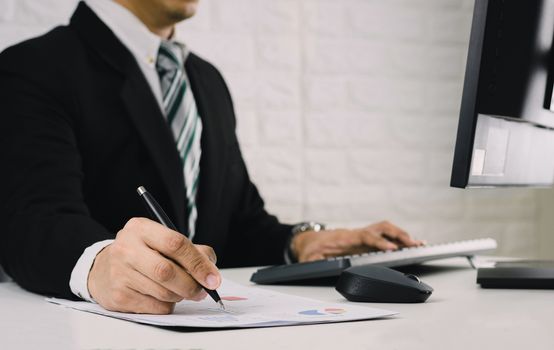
<box><xmin>206</xmin><ymin>274</ymin><xmax>219</xmax><ymax>289</ymax></box>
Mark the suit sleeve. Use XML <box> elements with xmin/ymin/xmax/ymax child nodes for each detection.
<box><xmin>208</xmin><ymin>67</ymin><xmax>294</xmax><ymax>267</ymax></box>
<box><xmin>0</xmin><ymin>48</ymin><xmax>113</xmax><ymax>299</ymax></box>
<box><xmin>222</xmin><ymin>142</ymin><xmax>294</xmax><ymax>267</ymax></box>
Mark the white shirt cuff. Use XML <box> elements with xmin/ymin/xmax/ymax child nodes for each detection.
<box><xmin>69</xmin><ymin>239</ymin><xmax>114</xmax><ymax>302</ymax></box>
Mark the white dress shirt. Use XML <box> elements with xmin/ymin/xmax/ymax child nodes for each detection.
<box><xmin>69</xmin><ymin>0</ymin><xmax>190</xmax><ymax>302</ymax></box>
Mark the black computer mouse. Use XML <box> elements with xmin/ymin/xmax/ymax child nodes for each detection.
<box><xmin>335</xmin><ymin>265</ymin><xmax>433</xmax><ymax>303</ymax></box>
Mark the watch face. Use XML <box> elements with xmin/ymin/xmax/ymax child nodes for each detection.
<box><xmin>293</xmin><ymin>222</ymin><xmax>325</xmax><ymax>234</ymax></box>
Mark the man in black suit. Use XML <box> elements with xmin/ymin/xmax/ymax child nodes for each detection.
<box><xmin>0</xmin><ymin>0</ymin><xmax>422</xmax><ymax>314</ymax></box>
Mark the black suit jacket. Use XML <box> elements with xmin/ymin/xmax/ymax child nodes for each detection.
<box><xmin>0</xmin><ymin>2</ymin><xmax>292</xmax><ymax>299</ymax></box>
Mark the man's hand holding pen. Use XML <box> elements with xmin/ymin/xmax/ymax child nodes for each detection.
<box><xmin>88</xmin><ymin>187</ymin><xmax>421</xmax><ymax>315</ymax></box>
<box><xmin>88</xmin><ymin>217</ymin><xmax>221</xmax><ymax>314</ymax></box>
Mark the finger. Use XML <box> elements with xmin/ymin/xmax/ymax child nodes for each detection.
<box><xmin>195</xmin><ymin>244</ymin><xmax>217</xmax><ymax>264</ymax></box>
<box><xmin>126</xmin><ymin>268</ymin><xmax>184</xmax><ymax>303</ymax></box>
<box><xmin>105</xmin><ymin>286</ymin><xmax>175</xmax><ymax>314</ymax></box>
<box><xmin>194</xmin><ymin>289</ymin><xmax>209</xmax><ymax>302</ymax></box>
<box><xmin>301</xmin><ymin>252</ymin><xmax>326</xmax><ymax>262</ymax></box>
<box><xmin>330</xmin><ymin>246</ymin><xmax>372</xmax><ymax>256</ymax></box>
<box><xmin>376</xmin><ymin>221</ymin><xmax>417</xmax><ymax>247</ymax></box>
<box><xmin>126</xmin><ymin>244</ymin><xmax>205</xmax><ymax>300</ymax></box>
<box><xmin>320</xmin><ymin>247</ymin><xmax>349</xmax><ymax>257</ymax></box>
<box><xmin>361</xmin><ymin>231</ymin><xmax>398</xmax><ymax>251</ymax></box>
<box><xmin>128</xmin><ymin>218</ymin><xmax>222</xmax><ymax>290</ymax></box>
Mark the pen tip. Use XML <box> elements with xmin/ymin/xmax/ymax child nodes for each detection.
<box><xmin>218</xmin><ymin>300</ymin><xmax>226</xmax><ymax>311</ymax></box>
<box><xmin>137</xmin><ymin>186</ymin><xmax>146</xmax><ymax>195</ymax></box>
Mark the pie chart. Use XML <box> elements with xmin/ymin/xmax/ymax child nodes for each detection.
<box><xmin>221</xmin><ymin>296</ymin><xmax>248</xmax><ymax>301</ymax></box>
<box><xmin>324</xmin><ymin>308</ymin><xmax>346</xmax><ymax>314</ymax></box>
<box><xmin>298</xmin><ymin>308</ymin><xmax>346</xmax><ymax>316</ymax></box>
<box><xmin>299</xmin><ymin>309</ymin><xmax>326</xmax><ymax>316</ymax></box>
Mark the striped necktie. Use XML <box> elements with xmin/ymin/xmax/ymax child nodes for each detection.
<box><xmin>156</xmin><ymin>40</ymin><xmax>203</xmax><ymax>241</ymax></box>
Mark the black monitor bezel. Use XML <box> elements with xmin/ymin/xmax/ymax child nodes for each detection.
<box><xmin>450</xmin><ymin>0</ymin><xmax>489</xmax><ymax>188</ymax></box>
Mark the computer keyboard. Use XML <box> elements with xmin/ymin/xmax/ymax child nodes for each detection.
<box><xmin>250</xmin><ymin>238</ymin><xmax>497</xmax><ymax>284</ymax></box>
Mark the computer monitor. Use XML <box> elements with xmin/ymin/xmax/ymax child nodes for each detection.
<box><xmin>451</xmin><ymin>0</ymin><xmax>554</xmax><ymax>188</ymax></box>
<box><xmin>451</xmin><ymin>0</ymin><xmax>554</xmax><ymax>288</ymax></box>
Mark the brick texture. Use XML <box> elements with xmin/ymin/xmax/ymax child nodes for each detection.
<box><xmin>0</xmin><ymin>0</ymin><xmax>543</xmax><ymax>257</ymax></box>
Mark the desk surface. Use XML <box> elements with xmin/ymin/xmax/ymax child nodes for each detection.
<box><xmin>1</xmin><ymin>257</ymin><xmax>553</xmax><ymax>350</ymax></box>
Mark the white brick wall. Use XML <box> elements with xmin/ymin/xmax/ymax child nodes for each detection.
<box><xmin>0</xmin><ymin>0</ymin><xmax>547</xmax><ymax>258</ymax></box>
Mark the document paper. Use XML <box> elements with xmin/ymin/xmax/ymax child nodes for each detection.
<box><xmin>47</xmin><ymin>279</ymin><xmax>397</xmax><ymax>328</ymax></box>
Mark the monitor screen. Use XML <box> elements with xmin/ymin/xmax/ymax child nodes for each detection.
<box><xmin>451</xmin><ymin>0</ymin><xmax>554</xmax><ymax>188</ymax></box>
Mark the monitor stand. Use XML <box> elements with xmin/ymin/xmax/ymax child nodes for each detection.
<box><xmin>477</xmin><ymin>260</ymin><xmax>554</xmax><ymax>289</ymax></box>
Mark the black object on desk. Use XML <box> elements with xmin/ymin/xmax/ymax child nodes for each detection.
<box><xmin>477</xmin><ymin>260</ymin><xmax>554</xmax><ymax>289</ymax></box>
<box><xmin>336</xmin><ymin>266</ymin><xmax>433</xmax><ymax>303</ymax></box>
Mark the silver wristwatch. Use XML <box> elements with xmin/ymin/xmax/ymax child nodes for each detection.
<box><xmin>285</xmin><ymin>222</ymin><xmax>326</xmax><ymax>264</ymax></box>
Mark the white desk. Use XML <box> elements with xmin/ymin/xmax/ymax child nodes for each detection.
<box><xmin>1</xmin><ymin>257</ymin><xmax>553</xmax><ymax>350</ymax></box>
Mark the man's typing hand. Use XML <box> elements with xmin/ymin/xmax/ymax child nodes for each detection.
<box><xmin>87</xmin><ymin>217</ymin><xmax>221</xmax><ymax>314</ymax></box>
<box><xmin>291</xmin><ymin>221</ymin><xmax>424</xmax><ymax>262</ymax></box>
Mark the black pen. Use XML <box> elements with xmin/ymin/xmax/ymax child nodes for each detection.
<box><xmin>136</xmin><ymin>186</ymin><xmax>225</xmax><ymax>311</ymax></box>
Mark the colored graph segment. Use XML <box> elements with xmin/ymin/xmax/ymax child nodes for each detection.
<box><xmin>299</xmin><ymin>309</ymin><xmax>326</xmax><ymax>316</ymax></box>
<box><xmin>299</xmin><ymin>308</ymin><xmax>347</xmax><ymax>316</ymax></box>
<box><xmin>324</xmin><ymin>308</ymin><xmax>346</xmax><ymax>314</ymax></box>
<box><xmin>221</xmin><ymin>296</ymin><xmax>248</xmax><ymax>301</ymax></box>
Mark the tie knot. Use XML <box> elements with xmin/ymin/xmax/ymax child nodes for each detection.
<box><xmin>156</xmin><ymin>41</ymin><xmax>184</xmax><ymax>77</ymax></box>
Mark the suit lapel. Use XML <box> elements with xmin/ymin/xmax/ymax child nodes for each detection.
<box><xmin>70</xmin><ymin>2</ymin><xmax>186</xmax><ymax>230</ymax></box>
<box><xmin>186</xmin><ymin>55</ymin><xmax>227</xmax><ymax>245</ymax></box>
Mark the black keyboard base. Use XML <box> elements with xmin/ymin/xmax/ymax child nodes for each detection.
<box><xmin>250</xmin><ymin>259</ymin><xmax>351</xmax><ymax>284</ymax></box>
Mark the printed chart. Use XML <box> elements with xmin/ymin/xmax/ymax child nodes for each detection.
<box><xmin>299</xmin><ymin>308</ymin><xmax>346</xmax><ymax>316</ymax></box>
<box><xmin>48</xmin><ymin>280</ymin><xmax>397</xmax><ymax>328</ymax></box>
